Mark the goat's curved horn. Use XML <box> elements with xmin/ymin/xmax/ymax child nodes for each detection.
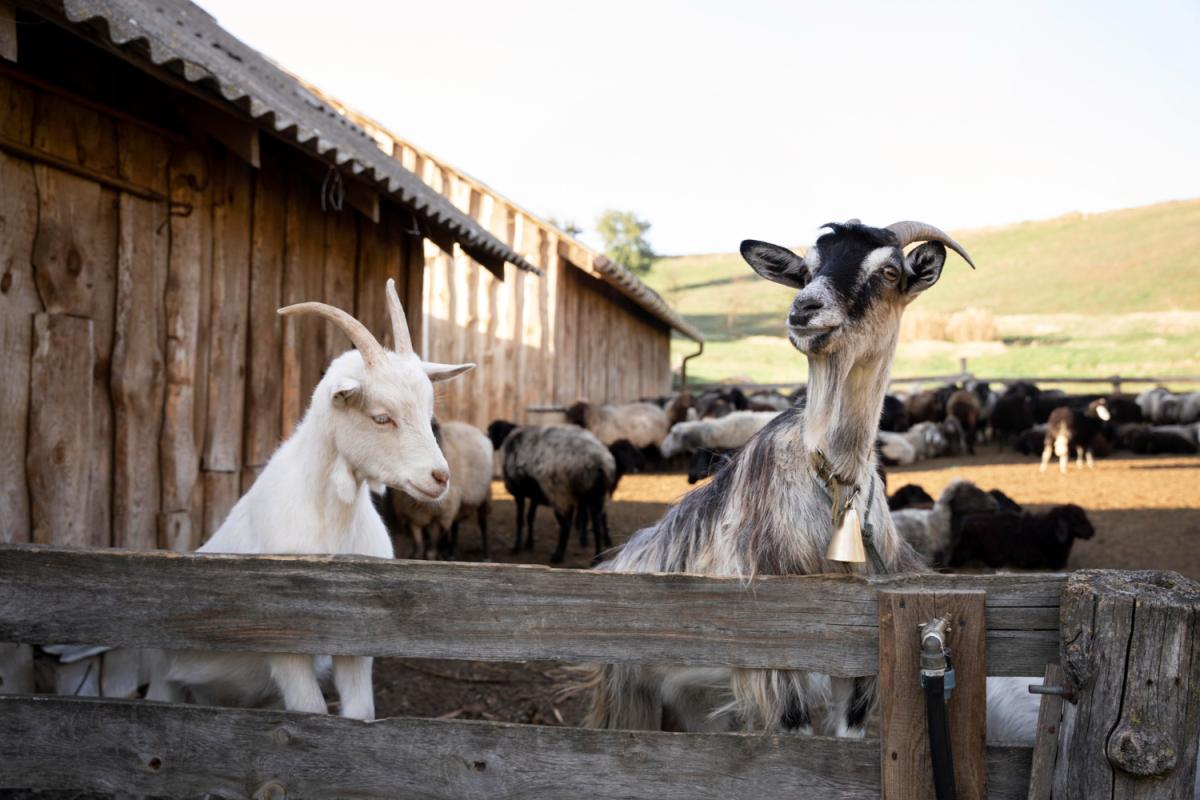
<box><xmin>277</xmin><ymin>301</ymin><xmax>387</xmax><ymax>368</ymax></box>
<box><xmin>885</xmin><ymin>221</ymin><xmax>976</xmax><ymax>269</ymax></box>
<box><xmin>385</xmin><ymin>278</ymin><xmax>413</xmax><ymax>356</ymax></box>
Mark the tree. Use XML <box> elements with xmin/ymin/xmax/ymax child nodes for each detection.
<box><xmin>595</xmin><ymin>209</ymin><xmax>656</xmax><ymax>275</ymax></box>
<box><xmin>548</xmin><ymin>216</ymin><xmax>583</xmax><ymax>238</ymax></box>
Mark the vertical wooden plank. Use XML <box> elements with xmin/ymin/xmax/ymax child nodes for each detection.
<box><xmin>404</xmin><ymin>224</ymin><xmax>425</xmax><ymax>359</ymax></box>
<box><xmin>1026</xmin><ymin>664</ymin><xmax>1065</xmax><ymax>800</ymax></box>
<box><xmin>539</xmin><ymin>230</ymin><xmax>556</xmax><ymax>409</ymax></box>
<box><xmin>204</xmin><ymin>153</ymin><xmax>253</xmax><ymax>471</ymax></box>
<box><xmin>202</xmin><ymin>470</ymin><xmax>241</xmax><ymax>542</ymax></box>
<box><xmin>463</xmin><ymin>249</ymin><xmax>482</xmax><ymax>429</ymax></box>
<box><xmin>322</xmin><ymin>208</ymin><xmax>358</xmax><ymax>365</ymax></box>
<box><xmin>0</xmin><ymin>643</ymin><xmax>34</xmax><ymax>695</ymax></box>
<box><xmin>0</xmin><ymin>74</ymin><xmax>34</xmax><ymax>143</ymax></box>
<box><xmin>879</xmin><ymin>591</ymin><xmax>987</xmax><ymax>800</ymax></box>
<box><xmin>281</xmin><ymin>169</ymin><xmax>325</xmax><ymax>436</ymax></box>
<box><xmin>112</xmin><ymin>126</ymin><xmax>170</xmax><ymax>551</ymax></box>
<box><xmin>0</xmin><ymin>148</ymin><xmax>38</xmax><ymax>543</ymax></box>
<box><xmin>27</xmin><ymin>313</ymin><xmax>93</xmax><ymax>546</ymax></box>
<box><xmin>243</xmin><ymin>150</ymin><xmax>286</xmax><ymax>474</ymax></box>
<box><xmin>160</xmin><ymin>145</ymin><xmax>212</xmax><ymax>552</ymax></box>
<box><xmin>0</xmin><ymin>5</ymin><xmax>16</xmax><ymax>64</ymax></box>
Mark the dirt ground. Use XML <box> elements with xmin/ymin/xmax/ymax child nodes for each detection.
<box><xmin>375</xmin><ymin>446</ymin><xmax>1200</xmax><ymax>724</ymax></box>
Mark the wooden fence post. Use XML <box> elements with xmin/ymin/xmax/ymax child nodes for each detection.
<box><xmin>1054</xmin><ymin>570</ymin><xmax>1200</xmax><ymax>799</ymax></box>
<box><xmin>880</xmin><ymin>590</ymin><xmax>987</xmax><ymax>800</ymax></box>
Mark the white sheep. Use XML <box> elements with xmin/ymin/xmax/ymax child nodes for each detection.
<box><xmin>147</xmin><ymin>280</ymin><xmax>473</xmax><ymax>720</ymax></box>
<box><xmin>877</xmin><ymin>420</ymin><xmax>948</xmax><ymax>466</ymax></box>
<box><xmin>890</xmin><ymin>502</ymin><xmax>952</xmax><ymax>566</ymax></box>
<box><xmin>565</xmin><ymin>401</ymin><xmax>669</xmax><ymax>450</ymax></box>
<box><xmin>389</xmin><ymin>420</ymin><xmax>494</xmax><ymax>560</ymax></box>
<box><xmin>660</xmin><ymin>410</ymin><xmax>781</xmax><ymax>459</ymax></box>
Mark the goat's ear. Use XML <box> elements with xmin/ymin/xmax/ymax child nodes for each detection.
<box><xmin>424</xmin><ymin>361</ymin><xmax>475</xmax><ymax>383</ymax></box>
<box><xmin>331</xmin><ymin>378</ymin><xmax>364</xmax><ymax>408</ymax></box>
<box><xmin>903</xmin><ymin>241</ymin><xmax>947</xmax><ymax>296</ymax></box>
<box><xmin>740</xmin><ymin>240</ymin><xmax>809</xmax><ymax>289</ymax></box>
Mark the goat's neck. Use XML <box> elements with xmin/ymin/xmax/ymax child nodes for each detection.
<box><xmin>288</xmin><ymin>411</ymin><xmax>363</xmax><ymax>535</ymax></box>
<box><xmin>802</xmin><ymin>348</ymin><xmax>893</xmax><ymax>486</ymax></box>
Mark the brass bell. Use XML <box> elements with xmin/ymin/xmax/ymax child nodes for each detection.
<box><xmin>827</xmin><ymin>505</ymin><xmax>867</xmax><ymax>563</ymax></box>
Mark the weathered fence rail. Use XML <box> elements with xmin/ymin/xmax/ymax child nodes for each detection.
<box><xmin>3</xmin><ymin>545</ymin><xmax>1198</xmax><ymax>798</ymax></box>
<box><xmin>0</xmin><ymin>544</ymin><xmax>1062</xmax><ymax>676</ymax></box>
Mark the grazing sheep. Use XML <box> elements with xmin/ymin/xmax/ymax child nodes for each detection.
<box><xmin>747</xmin><ymin>390</ymin><xmax>792</xmax><ymax>412</ymax></box>
<box><xmin>891</xmin><ymin>501</ymin><xmax>952</xmax><ymax>566</ymax></box>
<box><xmin>1130</xmin><ymin>429</ymin><xmax>1198</xmax><ymax>455</ymax></box>
<box><xmin>887</xmin><ymin>484</ymin><xmax>934</xmax><ymax>511</ymax></box>
<box><xmin>876</xmin><ymin>420</ymin><xmax>948</xmax><ymax>466</ymax></box>
<box><xmin>150</xmin><ymin>280</ymin><xmax>473</xmax><ymax>720</ymax></box>
<box><xmin>879</xmin><ymin>394</ymin><xmax>910</xmax><ymax>432</ymax></box>
<box><xmin>566</xmin><ymin>400</ymin><xmax>670</xmax><ymax>453</ymax></box>
<box><xmin>660</xmin><ymin>410</ymin><xmax>781</xmax><ymax>459</ymax></box>
<box><xmin>947</xmin><ymin>389</ymin><xmax>981</xmax><ymax>454</ymax></box>
<box><xmin>488</xmin><ymin>422</ymin><xmax>617</xmax><ymax>564</ymax></box>
<box><xmin>905</xmin><ymin>389</ymin><xmax>947</xmax><ymax>425</ymax></box>
<box><xmin>938</xmin><ymin>479</ymin><xmax>1002</xmax><ymax>563</ymax></box>
<box><xmin>663</xmin><ymin>392</ymin><xmax>698</xmax><ymax>426</ymax></box>
<box><xmin>988</xmin><ymin>488</ymin><xmax>1022</xmax><ymax>513</ymax></box>
<box><xmin>1182</xmin><ymin>393</ymin><xmax>1200</xmax><ymax>424</ymax></box>
<box><xmin>1148</xmin><ymin>424</ymin><xmax>1200</xmax><ymax>446</ymax></box>
<box><xmin>1014</xmin><ymin>424</ymin><xmax>1048</xmax><ymax>456</ymax></box>
<box><xmin>952</xmin><ymin>504</ymin><xmax>1095</xmax><ymax>569</ymax></box>
<box><xmin>387</xmin><ymin>420</ymin><xmax>493</xmax><ymax>560</ymax></box>
<box><xmin>693</xmin><ymin>386</ymin><xmax>750</xmax><ymax>419</ymax></box>
<box><xmin>587</xmin><ymin>219</ymin><xmax>975</xmax><ymax>737</ymax></box>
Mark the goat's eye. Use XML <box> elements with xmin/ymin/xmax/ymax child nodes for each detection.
<box><xmin>882</xmin><ymin>264</ymin><xmax>901</xmax><ymax>282</ymax></box>
<box><xmin>371</xmin><ymin>414</ymin><xmax>393</xmax><ymax>426</ymax></box>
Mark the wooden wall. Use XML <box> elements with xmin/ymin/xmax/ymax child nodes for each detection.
<box><xmin>400</xmin><ymin>146</ymin><xmax>674</xmax><ymax>430</ymax></box>
<box><xmin>0</xmin><ymin>68</ymin><xmax>421</xmax><ymax>553</ymax></box>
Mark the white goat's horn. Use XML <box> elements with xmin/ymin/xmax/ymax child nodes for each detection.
<box><xmin>885</xmin><ymin>220</ymin><xmax>977</xmax><ymax>269</ymax></box>
<box><xmin>385</xmin><ymin>278</ymin><xmax>413</xmax><ymax>356</ymax></box>
<box><xmin>278</xmin><ymin>301</ymin><xmax>387</xmax><ymax>368</ymax></box>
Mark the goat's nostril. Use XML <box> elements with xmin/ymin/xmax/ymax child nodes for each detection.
<box><xmin>431</xmin><ymin>469</ymin><xmax>449</xmax><ymax>487</ymax></box>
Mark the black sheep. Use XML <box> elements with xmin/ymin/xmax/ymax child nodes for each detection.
<box><xmin>879</xmin><ymin>394</ymin><xmax>910</xmax><ymax>432</ymax></box>
<box><xmin>992</xmin><ymin>394</ymin><xmax>1037</xmax><ymax>443</ymax></box>
<box><xmin>952</xmin><ymin>504</ymin><xmax>1094</xmax><ymax>570</ymax></box>
<box><xmin>888</xmin><ymin>483</ymin><xmax>934</xmax><ymax>511</ymax></box>
<box><xmin>1130</xmin><ymin>430</ymin><xmax>1198</xmax><ymax>455</ymax></box>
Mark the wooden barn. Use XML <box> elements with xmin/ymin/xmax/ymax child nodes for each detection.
<box><xmin>0</xmin><ymin>0</ymin><xmax>701</xmax><ymax>557</ymax></box>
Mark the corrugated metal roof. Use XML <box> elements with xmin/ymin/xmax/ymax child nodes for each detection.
<box><xmin>38</xmin><ymin>0</ymin><xmax>538</xmax><ymax>274</ymax></box>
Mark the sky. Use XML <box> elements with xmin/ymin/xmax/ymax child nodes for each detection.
<box><xmin>195</xmin><ymin>0</ymin><xmax>1200</xmax><ymax>255</ymax></box>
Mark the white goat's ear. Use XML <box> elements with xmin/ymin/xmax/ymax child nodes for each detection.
<box><xmin>331</xmin><ymin>378</ymin><xmax>364</xmax><ymax>407</ymax></box>
<box><xmin>740</xmin><ymin>240</ymin><xmax>809</xmax><ymax>289</ymax></box>
<box><xmin>424</xmin><ymin>361</ymin><xmax>475</xmax><ymax>383</ymax></box>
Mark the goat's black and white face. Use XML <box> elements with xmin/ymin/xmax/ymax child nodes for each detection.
<box><xmin>740</xmin><ymin>221</ymin><xmax>966</xmax><ymax>358</ymax></box>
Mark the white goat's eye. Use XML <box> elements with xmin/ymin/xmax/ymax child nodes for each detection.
<box><xmin>371</xmin><ymin>414</ymin><xmax>393</xmax><ymax>426</ymax></box>
<box><xmin>882</xmin><ymin>264</ymin><xmax>901</xmax><ymax>282</ymax></box>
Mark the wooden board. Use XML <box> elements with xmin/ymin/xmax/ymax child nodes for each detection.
<box><xmin>0</xmin><ymin>643</ymin><xmax>33</xmax><ymax>695</ymax></box>
<box><xmin>201</xmin><ymin>471</ymin><xmax>241</xmax><ymax>543</ymax></box>
<box><xmin>0</xmin><ymin>545</ymin><xmax>1061</xmax><ymax>675</ymax></box>
<box><xmin>160</xmin><ymin>143</ymin><xmax>212</xmax><ymax>551</ymax></box>
<box><xmin>0</xmin><ymin>150</ymin><xmax>38</xmax><ymax>543</ymax></box>
<box><xmin>0</xmin><ymin>695</ymin><xmax>1034</xmax><ymax>800</ymax></box>
<box><xmin>879</xmin><ymin>591</ymin><xmax>987</xmax><ymax>800</ymax></box>
<box><xmin>243</xmin><ymin>150</ymin><xmax>286</xmax><ymax>468</ymax></box>
<box><xmin>1025</xmin><ymin>664</ymin><xmax>1065</xmax><ymax>800</ymax></box>
<box><xmin>281</xmin><ymin>167</ymin><xmax>327</xmax><ymax>427</ymax></box>
<box><xmin>203</xmin><ymin>154</ymin><xmax>252</xmax><ymax>472</ymax></box>
<box><xmin>322</xmin><ymin>207</ymin><xmax>358</xmax><ymax>365</ymax></box>
<box><xmin>26</xmin><ymin>316</ymin><xmax>93</xmax><ymax>547</ymax></box>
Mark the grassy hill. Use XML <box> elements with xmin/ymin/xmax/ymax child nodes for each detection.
<box><xmin>644</xmin><ymin>200</ymin><xmax>1200</xmax><ymax>386</ymax></box>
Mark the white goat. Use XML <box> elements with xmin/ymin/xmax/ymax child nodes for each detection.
<box><xmin>148</xmin><ymin>280</ymin><xmax>473</xmax><ymax>720</ymax></box>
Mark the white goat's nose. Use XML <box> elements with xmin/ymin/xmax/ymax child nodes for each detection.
<box><xmin>431</xmin><ymin>468</ymin><xmax>449</xmax><ymax>488</ymax></box>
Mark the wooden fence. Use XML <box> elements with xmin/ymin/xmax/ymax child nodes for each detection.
<box><xmin>1</xmin><ymin>545</ymin><xmax>1197</xmax><ymax>798</ymax></box>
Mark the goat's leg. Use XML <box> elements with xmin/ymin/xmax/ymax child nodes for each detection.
<box><xmin>333</xmin><ymin>655</ymin><xmax>375</xmax><ymax>721</ymax></box>
<box><xmin>1039</xmin><ymin>443</ymin><xmax>1052</xmax><ymax>473</ymax></box>
<box><xmin>525</xmin><ymin>502</ymin><xmax>539</xmax><ymax>550</ymax></box>
<box><xmin>550</xmin><ymin>509</ymin><xmax>571</xmax><ymax>564</ymax></box>
<box><xmin>1075</xmin><ymin>446</ymin><xmax>1085</xmax><ymax>469</ymax></box>
<box><xmin>830</xmin><ymin>676</ymin><xmax>873</xmax><ymax>738</ymax></box>
<box><xmin>512</xmin><ymin>495</ymin><xmax>525</xmax><ymax>554</ymax></box>
<box><xmin>268</xmin><ymin>654</ymin><xmax>326</xmax><ymax>714</ymax></box>
<box><xmin>478</xmin><ymin>502</ymin><xmax>490</xmax><ymax>561</ymax></box>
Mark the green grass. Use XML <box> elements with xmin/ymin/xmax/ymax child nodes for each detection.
<box><xmin>645</xmin><ymin>200</ymin><xmax>1200</xmax><ymax>387</ymax></box>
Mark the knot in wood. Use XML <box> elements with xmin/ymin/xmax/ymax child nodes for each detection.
<box><xmin>1107</xmin><ymin>724</ymin><xmax>1178</xmax><ymax>777</ymax></box>
<box><xmin>254</xmin><ymin>780</ymin><xmax>288</xmax><ymax>800</ymax></box>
